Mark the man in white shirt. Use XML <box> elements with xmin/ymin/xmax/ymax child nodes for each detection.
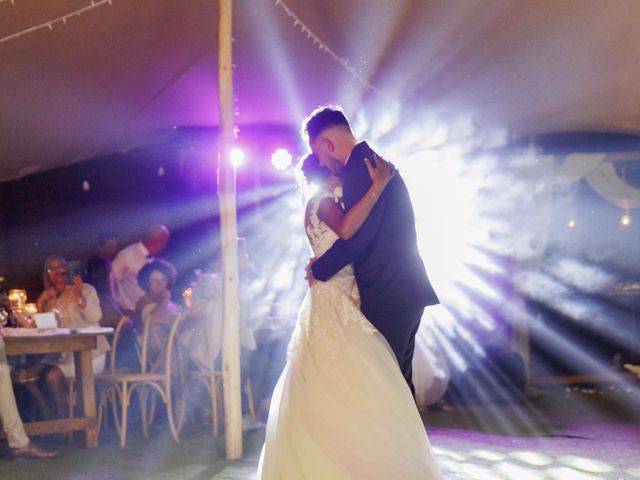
<box><xmin>112</xmin><ymin>224</ymin><xmax>170</xmax><ymax>312</ymax></box>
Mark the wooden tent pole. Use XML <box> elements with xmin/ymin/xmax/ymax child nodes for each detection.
<box><xmin>218</xmin><ymin>0</ymin><xmax>242</xmax><ymax>460</ymax></box>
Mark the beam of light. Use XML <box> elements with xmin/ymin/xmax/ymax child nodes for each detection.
<box><xmin>541</xmin><ymin>256</ymin><xmax>618</xmax><ymax>294</ymax></box>
<box><xmin>432</xmin><ymin>446</ymin><xmax>466</xmax><ymax>461</ymax></box>
<box><xmin>236</xmin><ymin>192</ymin><xmax>309</xmax><ymax>326</ymax></box>
<box><xmin>525</xmin><ymin>314</ymin><xmax>640</xmax><ymax>408</ymax></box>
<box><xmin>443</xmin><ymin>364</ymin><xmax>551</xmax><ymax>438</ymax></box>
<box><xmin>243</xmin><ymin>1</ymin><xmax>304</xmax><ymax>121</ymax></box>
<box><xmin>495</xmin><ymin>462</ymin><xmax>546</xmax><ymax>480</ymax></box>
<box><xmin>557</xmin><ymin>455</ymin><xmax>614</xmax><ymax>474</ymax></box>
<box><xmin>432</xmin><ymin>443</ymin><xmax>636</xmax><ymax>479</ymax></box>
<box><xmin>458</xmin><ymin>462</ymin><xmax>504</xmax><ymax>480</ymax></box>
<box><xmin>469</xmin><ymin>449</ymin><xmax>507</xmax><ymax>461</ymax></box>
<box><xmin>509</xmin><ymin>451</ymin><xmax>553</xmax><ymax>467</ymax></box>
<box><xmin>271</xmin><ymin>148</ymin><xmax>292</xmax><ymax>171</ymax></box>
<box><xmin>527</xmin><ymin>310</ymin><xmax>618</xmax><ymax>376</ymax></box>
<box><xmin>519</xmin><ymin>267</ymin><xmax>638</xmax><ymax>353</ymax></box>
<box><xmin>545</xmin><ymin>467</ymin><xmax>601</xmax><ymax>480</ymax></box>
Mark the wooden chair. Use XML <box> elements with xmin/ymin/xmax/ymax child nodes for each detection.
<box><xmin>174</xmin><ymin>310</ymin><xmax>221</xmax><ymax>436</ymax></box>
<box><xmin>97</xmin><ymin>314</ymin><xmax>184</xmax><ymax>447</ymax></box>
<box><xmin>179</xmin><ymin>318</ymin><xmax>256</xmax><ymax>437</ymax></box>
<box><xmin>96</xmin><ymin>315</ymin><xmax>132</xmax><ymax>433</ymax></box>
<box><xmin>67</xmin><ymin>318</ymin><xmax>127</xmax><ymax>442</ymax></box>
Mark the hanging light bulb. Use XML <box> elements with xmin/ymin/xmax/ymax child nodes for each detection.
<box><xmin>620</xmin><ymin>213</ymin><xmax>631</xmax><ymax>226</ymax></box>
<box><xmin>271</xmin><ymin>148</ymin><xmax>292</xmax><ymax>170</ymax></box>
<box><xmin>231</xmin><ymin>147</ymin><xmax>245</xmax><ymax>168</ymax></box>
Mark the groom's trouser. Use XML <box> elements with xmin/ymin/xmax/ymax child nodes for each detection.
<box><xmin>367</xmin><ymin>308</ymin><xmax>424</xmax><ymax>398</ymax></box>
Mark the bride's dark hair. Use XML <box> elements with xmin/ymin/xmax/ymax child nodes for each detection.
<box><xmin>298</xmin><ymin>152</ymin><xmax>330</xmax><ymax>187</ymax></box>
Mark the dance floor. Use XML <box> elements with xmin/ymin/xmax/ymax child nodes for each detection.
<box><xmin>0</xmin><ymin>386</ymin><xmax>638</xmax><ymax>479</ymax></box>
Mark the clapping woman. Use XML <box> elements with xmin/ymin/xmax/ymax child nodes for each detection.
<box><xmin>36</xmin><ymin>256</ymin><xmax>109</xmax><ymax>417</ymax></box>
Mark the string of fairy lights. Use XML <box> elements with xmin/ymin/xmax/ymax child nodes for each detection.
<box><xmin>273</xmin><ymin>0</ymin><xmax>391</xmax><ymax>102</ymax></box>
<box><xmin>0</xmin><ymin>0</ymin><xmax>112</xmax><ymax>44</ymax></box>
<box><xmin>1</xmin><ymin>0</ymin><xmax>391</xmax><ymax>104</ymax></box>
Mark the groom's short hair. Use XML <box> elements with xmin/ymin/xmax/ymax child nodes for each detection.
<box><xmin>303</xmin><ymin>106</ymin><xmax>350</xmax><ymax>143</ymax></box>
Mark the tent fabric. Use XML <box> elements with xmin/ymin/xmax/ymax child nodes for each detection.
<box><xmin>2</xmin><ymin>0</ymin><xmax>640</xmax><ymax>183</ymax></box>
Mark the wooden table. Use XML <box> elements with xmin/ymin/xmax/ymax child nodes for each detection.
<box><xmin>4</xmin><ymin>331</ymin><xmax>100</xmax><ymax>448</ymax></box>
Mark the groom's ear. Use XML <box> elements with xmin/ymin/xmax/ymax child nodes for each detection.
<box><xmin>324</xmin><ymin>137</ymin><xmax>335</xmax><ymax>153</ymax></box>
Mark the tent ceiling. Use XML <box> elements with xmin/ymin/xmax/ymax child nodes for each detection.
<box><xmin>2</xmin><ymin>0</ymin><xmax>640</xmax><ymax>183</ymax></box>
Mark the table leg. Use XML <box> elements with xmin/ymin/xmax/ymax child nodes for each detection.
<box><xmin>74</xmin><ymin>350</ymin><xmax>98</xmax><ymax>448</ymax></box>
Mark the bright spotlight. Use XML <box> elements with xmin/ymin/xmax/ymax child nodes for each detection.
<box><xmin>231</xmin><ymin>147</ymin><xmax>245</xmax><ymax>167</ymax></box>
<box><xmin>567</xmin><ymin>218</ymin><xmax>576</xmax><ymax>228</ymax></box>
<box><xmin>271</xmin><ymin>148</ymin><xmax>292</xmax><ymax>170</ymax></box>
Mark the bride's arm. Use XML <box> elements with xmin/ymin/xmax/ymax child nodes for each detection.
<box><xmin>318</xmin><ymin>156</ymin><xmax>395</xmax><ymax>240</ymax></box>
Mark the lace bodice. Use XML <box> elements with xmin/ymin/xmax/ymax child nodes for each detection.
<box><xmin>305</xmin><ymin>190</ymin><xmax>340</xmax><ymax>257</ymax></box>
<box><xmin>287</xmin><ymin>190</ymin><xmax>376</xmax><ymax>361</ymax></box>
<box><xmin>305</xmin><ymin>191</ymin><xmax>355</xmax><ymax>290</ymax></box>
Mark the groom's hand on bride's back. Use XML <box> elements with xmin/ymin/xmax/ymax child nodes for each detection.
<box><xmin>305</xmin><ymin>258</ymin><xmax>318</xmax><ymax>287</ymax></box>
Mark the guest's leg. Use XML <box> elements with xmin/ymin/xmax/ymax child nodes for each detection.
<box><xmin>0</xmin><ymin>363</ymin><xmax>29</xmax><ymax>449</ymax></box>
<box><xmin>43</xmin><ymin>365</ymin><xmax>69</xmax><ymax>419</ymax></box>
<box><xmin>22</xmin><ymin>381</ymin><xmax>52</xmax><ymax>420</ymax></box>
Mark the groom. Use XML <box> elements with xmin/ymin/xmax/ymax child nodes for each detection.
<box><xmin>304</xmin><ymin>106</ymin><xmax>439</xmax><ymax>395</ymax></box>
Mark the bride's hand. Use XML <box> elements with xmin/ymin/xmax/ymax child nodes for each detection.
<box><xmin>365</xmin><ymin>153</ymin><xmax>395</xmax><ymax>189</ymax></box>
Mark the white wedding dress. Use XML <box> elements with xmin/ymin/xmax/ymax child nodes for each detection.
<box><xmin>258</xmin><ymin>192</ymin><xmax>440</xmax><ymax>480</ymax></box>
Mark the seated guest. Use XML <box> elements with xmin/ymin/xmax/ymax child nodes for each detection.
<box><xmin>1</xmin><ymin>333</ymin><xmax>58</xmax><ymax>459</ymax></box>
<box><xmin>135</xmin><ymin>259</ymin><xmax>181</xmax><ymax>372</ymax></box>
<box><xmin>36</xmin><ymin>256</ymin><xmax>109</xmax><ymax>418</ymax></box>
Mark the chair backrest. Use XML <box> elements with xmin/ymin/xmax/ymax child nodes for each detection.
<box><xmin>139</xmin><ymin>312</ymin><xmax>155</xmax><ymax>374</ymax></box>
<box><xmin>189</xmin><ymin>273</ymin><xmax>223</xmax><ymax>373</ymax></box>
<box><xmin>107</xmin><ymin>315</ymin><xmax>130</xmax><ymax>374</ymax></box>
<box><xmin>164</xmin><ymin>313</ymin><xmax>184</xmax><ymax>382</ymax></box>
<box><xmin>139</xmin><ymin>312</ymin><xmax>184</xmax><ymax>375</ymax></box>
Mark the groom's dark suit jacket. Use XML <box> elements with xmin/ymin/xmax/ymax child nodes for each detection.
<box><xmin>311</xmin><ymin>141</ymin><xmax>438</xmax><ymax>319</ymax></box>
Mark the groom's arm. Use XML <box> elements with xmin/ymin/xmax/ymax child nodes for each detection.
<box><xmin>311</xmin><ymin>153</ymin><xmax>390</xmax><ymax>281</ymax></box>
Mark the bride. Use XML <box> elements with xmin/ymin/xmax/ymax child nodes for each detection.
<box><xmin>257</xmin><ymin>153</ymin><xmax>440</xmax><ymax>479</ymax></box>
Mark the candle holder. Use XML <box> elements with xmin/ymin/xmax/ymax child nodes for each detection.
<box><xmin>24</xmin><ymin>303</ymin><xmax>38</xmax><ymax>316</ymax></box>
<box><xmin>8</xmin><ymin>289</ymin><xmax>27</xmax><ymax>311</ymax></box>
